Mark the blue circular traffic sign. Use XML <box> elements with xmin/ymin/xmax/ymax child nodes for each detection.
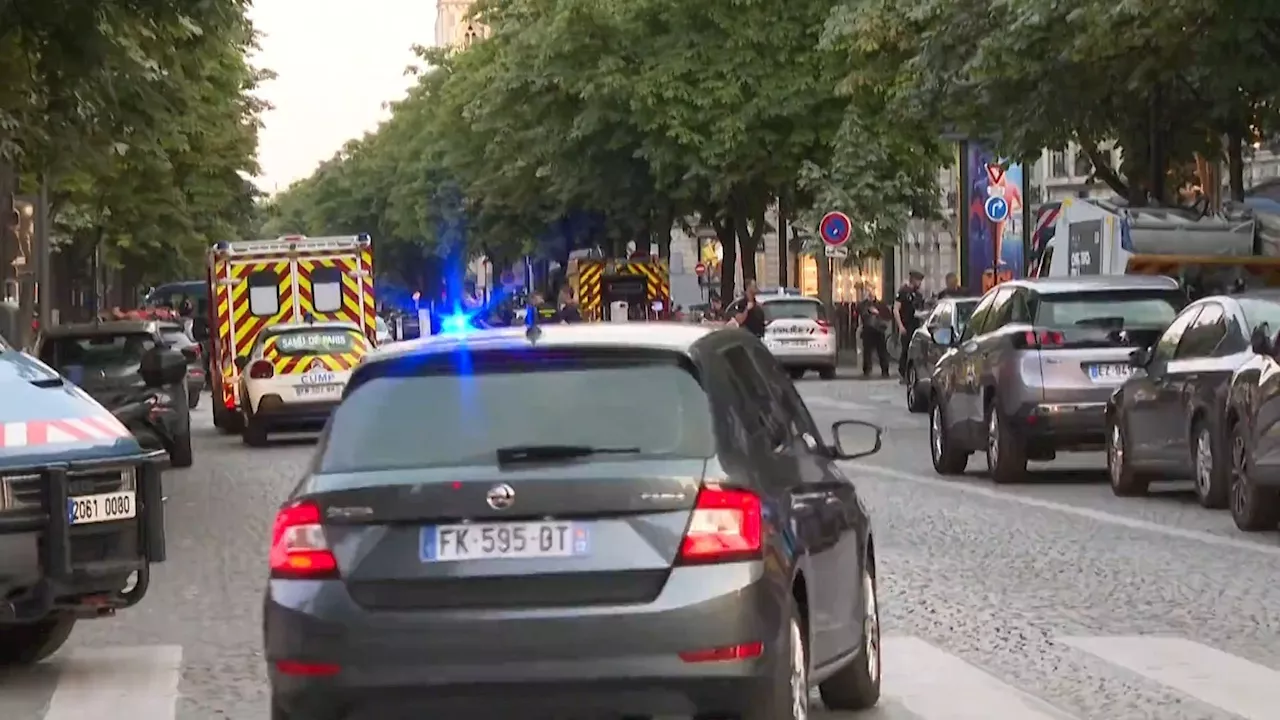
<box><xmin>819</xmin><ymin>211</ymin><xmax>852</xmax><ymax>246</ymax></box>
<box><xmin>984</xmin><ymin>196</ymin><xmax>1009</xmax><ymax>223</ymax></box>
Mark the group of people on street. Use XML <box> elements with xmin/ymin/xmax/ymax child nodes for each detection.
<box><xmin>859</xmin><ymin>270</ymin><xmax>961</xmax><ymax>381</ymax></box>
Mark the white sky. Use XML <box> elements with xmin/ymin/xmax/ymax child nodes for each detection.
<box><xmin>248</xmin><ymin>0</ymin><xmax>437</xmax><ymax>194</ymax></box>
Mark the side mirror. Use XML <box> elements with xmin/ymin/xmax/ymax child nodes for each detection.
<box><xmin>234</xmin><ymin>355</ymin><xmax>250</xmax><ymax>371</ymax></box>
<box><xmin>1129</xmin><ymin>347</ymin><xmax>1151</xmax><ymax>368</ymax></box>
<box><xmin>1251</xmin><ymin>325</ymin><xmax>1272</xmax><ymax>356</ymax></box>
<box><xmin>830</xmin><ymin>420</ymin><xmax>883</xmax><ymax>460</ymax></box>
<box><xmin>140</xmin><ymin>348</ymin><xmax>187</xmax><ymax>388</ymax></box>
<box><xmin>930</xmin><ymin>327</ymin><xmax>954</xmax><ymax>346</ymax></box>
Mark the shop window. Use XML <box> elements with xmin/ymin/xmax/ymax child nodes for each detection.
<box><xmin>311</xmin><ymin>266</ymin><xmax>343</xmax><ymax>313</ymax></box>
<box><xmin>248</xmin><ymin>271</ymin><xmax>279</xmax><ymax>317</ymax></box>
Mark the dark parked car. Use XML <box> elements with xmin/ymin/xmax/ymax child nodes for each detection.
<box><xmin>1105</xmin><ymin>293</ymin><xmax>1280</xmax><ymax>506</ymax></box>
<box><xmin>1221</xmin><ymin>310</ymin><xmax>1280</xmax><ymax>532</ymax></box>
<box><xmin>928</xmin><ymin>276</ymin><xmax>1185</xmax><ymax>483</ymax></box>
<box><xmin>264</xmin><ymin>322</ymin><xmax>885</xmax><ymax>720</ymax></box>
<box><xmin>36</xmin><ymin>321</ymin><xmax>195</xmax><ymax>468</ymax></box>
<box><xmin>157</xmin><ymin>322</ymin><xmax>204</xmax><ymax>409</ymax></box>
<box><xmin>905</xmin><ymin>297</ymin><xmax>978</xmax><ymax>412</ymax></box>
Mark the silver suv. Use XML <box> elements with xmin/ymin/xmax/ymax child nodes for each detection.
<box><xmin>927</xmin><ymin>275</ymin><xmax>1185</xmax><ymax>482</ymax></box>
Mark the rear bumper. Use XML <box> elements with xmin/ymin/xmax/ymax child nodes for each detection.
<box><xmin>254</xmin><ymin>396</ymin><xmax>339</xmax><ymax>427</ymax></box>
<box><xmin>0</xmin><ymin>452</ymin><xmax>167</xmax><ymax>621</ymax></box>
<box><xmin>265</xmin><ymin>561</ymin><xmax>783</xmax><ymax>719</ymax></box>
<box><xmin>1013</xmin><ymin>402</ymin><xmax>1108</xmax><ymax>448</ymax></box>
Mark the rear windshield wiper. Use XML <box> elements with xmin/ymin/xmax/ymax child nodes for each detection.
<box><xmin>495</xmin><ymin>444</ymin><xmax>643</xmax><ymax>466</ymax></box>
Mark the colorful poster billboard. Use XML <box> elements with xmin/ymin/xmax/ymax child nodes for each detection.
<box><xmin>966</xmin><ymin>144</ymin><xmax>1025</xmax><ymax>292</ymax></box>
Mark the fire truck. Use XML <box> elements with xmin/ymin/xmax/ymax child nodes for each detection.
<box><xmin>567</xmin><ymin>255</ymin><xmax>671</xmax><ymax>321</ymax></box>
<box><xmin>204</xmin><ymin>234</ymin><xmax>375</xmax><ymax>432</ymax></box>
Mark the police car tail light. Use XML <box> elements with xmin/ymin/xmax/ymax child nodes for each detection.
<box><xmin>269</xmin><ymin>501</ymin><xmax>338</xmax><ymax>579</ymax></box>
<box><xmin>677</xmin><ymin>486</ymin><xmax>762</xmax><ymax>565</ymax></box>
<box><xmin>248</xmin><ymin>360</ymin><xmax>274</xmax><ymax>379</ymax></box>
<box><xmin>1015</xmin><ymin>329</ymin><xmax>1065</xmax><ymax>349</ymax></box>
<box><xmin>815</xmin><ymin>319</ymin><xmax>831</xmax><ymax>334</ymax></box>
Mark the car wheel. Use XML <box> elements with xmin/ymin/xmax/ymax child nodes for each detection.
<box><xmin>1107</xmin><ymin>415</ymin><xmax>1148</xmax><ymax>496</ymax></box>
<box><xmin>187</xmin><ymin>386</ymin><xmax>200</xmax><ymax>410</ymax></box>
<box><xmin>212</xmin><ymin>398</ymin><xmax>242</xmax><ymax>435</ymax></box>
<box><xmin>744</xmin><ymin>600</ymin><xmax>808</xmax><ymax>720</ymax></box>
<box><xmin>929</xmin><ymin>398</ymin><xmax>968</xmax><ymax>475</ymax></box>
<box><xmin>0</xmin><ymin>615</ymin><xmax>76</xmax><ymax>667</ymax></box>
<box><xmin>1229</xmin><ymin>422</ymin><xmax>1280</xmax><ymax>531</ymax></box>
<box><xmin>242</xmin><ymin>406</ymin><xmax>269</xmax><ymax>447</ymax></box>
<box><xmin>905</xmin><ymin>364</ymin><xmax>927</xmax><ymax>413</ymax></box>
<box><xmin>789</xmin><ymin>368</ymin><xmax>805</xmax><ymax>380</ymax></box>
<box><xmin>818</xmin><ymin>553</ymin><xmax>881</xmax><ymax>710</ymax></box>
<box><xmin>1191</xmin><ymin>418</ymin><xmax>1228</xmax><ymax>509</ymax></box>
<box><xmin>169</xmin><ymin>431</ymin><xmax>194</xmax><ymax>468</ymax></box>
<box><xmin>818</xmin><ymin>365</ymin><xmax>836</xmax><ymax>380</ymax></box>
<box><xmin>985</xmin><ymin>399</ymin><xmax>1027</xmax><ymax>484</ymax></box>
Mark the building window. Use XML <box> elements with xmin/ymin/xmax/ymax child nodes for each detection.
<box><xmin>1050</xmin><ymin>151</ymin><xmax>1067</xmax><ymax>178</ymax></box>
<box><xmin>1073</xmin><ymin>151</ymin><xmax>1092</xmax><ymax>178</ymax></box>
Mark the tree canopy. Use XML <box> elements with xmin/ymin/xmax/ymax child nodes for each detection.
<box><xmin>1</xmin><ymin>0</ymin><xmax>268</xmax><ymax>284</ymax></box>
<box><xmin>839</xmin><ymin>0</ymin><xmax>1280</xmax><ymax>204</ymax></box>
<box><xmin>264</xmin><ymin>0</ymin><xmax>948</xmax><ymax>296</ymax></box>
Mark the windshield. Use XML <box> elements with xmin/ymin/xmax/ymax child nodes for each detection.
<box><xmin>763</xmin><ymin>300</ymin><xmax>825</xmax><ymax>322</ymax></box>
<box><xmin>40</xmin><ymin>333</ymin><xmax>156</xmax><ymax>376</ymax></box>
<box><xmin>376</xmin><ymin>316</ymin><xmax>389</xmax><ymax>333</ymax></box>
<box><xmin>1239</xmin><ymin>299</ymin><xmax>1280</xmax><ymax>336</ymax></box>
<box><xmin>266</xmin><ymin>329</ymin><xmax>359</xmax><ymax>356</ymax></box>
<box><xmin>319</xmin><ymin>359</ymin><xmax>715</xmax><ymax>472</ymax></box>
<box><xmin>1033</xmin><ymin>291</ymin><xmax>1184</xmax><ymax>329</ymax></box>
<box><xmin>160</xmin><ymin>327</ymin><xmax>193</xmax><ymax>348</ymax></box>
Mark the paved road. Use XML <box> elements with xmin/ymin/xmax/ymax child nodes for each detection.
<box><xmin>3</xmin><ymin>378</ymin><xmax>1280</xmax><ymax>719</ymax></box>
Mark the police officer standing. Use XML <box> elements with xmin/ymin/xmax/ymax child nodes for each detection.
<box><xmin>857</xmin><ymin>290</ymin><xmax>891</xmax><ymax>378</ymax></box>
<box><xmin>894</xmin><ymin>270</ymin><xmax>925</xmax><ymax>383</ymax></box>
<box><xmin>935</xmin><ymin>272</ymin><xmax>961</xmax><ymax>300</ymax></box>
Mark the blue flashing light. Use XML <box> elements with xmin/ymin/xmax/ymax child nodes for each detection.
<box><xmin>440</xmin><ymin>311</ymin><xmax>475</xmax><ymax>335</ymax></box>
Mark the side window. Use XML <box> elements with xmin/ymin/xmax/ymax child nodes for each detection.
<box><xmin>1151</xmin><ymin>307</ymin><xmax>1202</xmax><ymax>364</ymax></box>
<box><xmin>930</xmin><ymin>304</ymin><xmax>953</xmax><ymax>328</ymax></box>
<box><xmin>247</xmin><ymin>270</ymin><xmax>280</xmax><ymax>317</ymax></box>
<box><xmin>311</xmin><ymin>266</ymin><xmax>343</xmax><ymax>313</ymax></box>
<box><xmin>722</xmin><ymin>344</ymin><xmax>785</xmax><ymax>440</ymax></box>
<box><xmin>982</xmin><ymin>287</ymin><xmax>1016</xmax><ymax>332</ymax></box>
<box><xmin>1176</xmin><ymin>303</ymin><xmax>1226</xmax><ymax>359</ymax></box>
<box><xmin>746</xmin><ymin>344</ymin><xmax>818</xmax><ymax>438</ymax></box>
<box><xmin>1007</xmin><ymin>290</ymin><xmax>1032</xmax><ymax>324</ymax></box>
<box><xmin>961</xmin><ymin>292</ymin><xmax>999</xmax><ymax>341</ymax></box>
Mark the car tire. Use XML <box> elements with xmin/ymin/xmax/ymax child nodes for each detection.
<box><xmin>1106</xmin><ymin>415</ymin><xmax>1148</xmax><ymax>496</ymax></box>
<box><xmin>818</xmin><ymin>553</ymin><xmax>881</xmax><ymax>711</ymax></box>
<box><xmin>818</xmin><ymin>365</ymin><xmax>836</xmax><ymax>380</ymax></box>
<box><xmin>213</xmin><ymin>399</ymin><xmax>243</xmax><ymax>435</ymax></box>
<box><xmin>1191</xmin><ymin>418</ymin><xmax>1228</xmax><ymax>509</ymax></box>
<box><xmin>929</xmin><ymin>398</ymin><xmax>968</xmax><ymax>475</ymax></box>
<box><xmin>1229</xmin><ymin>421</ymin><xmax>1280</xmax><ymax>531</ymax></box>
<box><xmin>985</xmin><ymin>399</ymin><xmax>1027</xmax><ymax>484</ymax></box>
<box><xmin>242</xmin><ymin>406</ymin><xmax>269</xmax><ymax>447</ymax></box>
<box><xmin>789</xmin><ymin>368</ymin><xmax>805</xmax><ymax>380</ymax></box>
<box><xmin>187</xmin><ymin>387</ymin><xmax>200</xmax><ymax>410</ymax></box>
<box><xmin>905</xmin><ymin>364</ymin><xmax>928</xmax><ymax>413</ymax></box>
<box><xmin>744</xmin><ymin>600</ymin><xmax>807</xmax><ymax>720</ymax></box>
<box><xmin>0</xmin><ymin>615</ymin><xmax>76</xmax><ymax>667</ymax></box>
<box><xmin>169</xmin><ymin>431</ymin><xmax>194</xmax><ymax>468</ymax></box>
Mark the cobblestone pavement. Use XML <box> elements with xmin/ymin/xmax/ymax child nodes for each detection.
<box><xmin>2</xmin><ymin>379</ymin><xmax>1278</xmax><ymax>720</ymax></box>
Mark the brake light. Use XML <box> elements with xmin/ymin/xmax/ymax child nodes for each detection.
<box><xmin>677</xmin><ymin>486</ymin><xmax>762</xmax><ymax>564</ymax></box>
<box><xmin>269</xmin><ymin>501</ymin><xmax>338</xmax><ymax>579</ymax></box>
<box><xmin>815</xmin><ymin>319</ymin><xmax>831</xmax><ymax>335</ymax></box>
<box><xmin>1016</xmin><ymin>329</ymin><xmax>1065</xmax><ymax>348</ymax></box>
<box><xmin>249</xmin><ymin>360</ymin><xmax>274</xmax><ymax>379</ymax></box>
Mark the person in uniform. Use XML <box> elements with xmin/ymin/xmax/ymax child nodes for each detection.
<box><xmin>894</xmin><ymin>270</ymin><xmax>925</xmax><ymax>383</ymax></box>
<box><xmin>857</xmin><ymin>291</ymin><xmax>891</xmax><ymax>377</ymax></box>
<box><xmin>935</xmin><ymin>273</ymin><xmax>961</xmax><ymax>299</ymax></box>
<box><xmin>702</xmin><ymin>293</ymin><xmax>725</xmax><ymax>323</ymax></box>
<box><xmin>554</xmin><ymin>287</ymin><xmax>582</xmax><ymax>323</ymax></box>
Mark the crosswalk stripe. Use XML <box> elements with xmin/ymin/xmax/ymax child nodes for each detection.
<box><xmin>1059</xmin><ymin>636</ymin><xmax>1280</xmax><ymax>720</ymax></box>
<box><xmin>43</xmin><ymin>645</ymin><xmax>182</xmax><ymax>720</ymax></box>
<box><xmin>881</xmin><ymin>636</ymin><xmax>1075</xmax><ymax>719</ymax></box>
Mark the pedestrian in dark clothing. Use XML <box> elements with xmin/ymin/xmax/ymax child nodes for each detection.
<box><xmin>857</xmin><ymin>294</ymin><xmax>891</xmax><ymax>377</ymax></box>
<box><xmin>935</xmin><ymin>272</ymin><xmax>961</xmax><ymax>300</ymax></box>
<box><xmin>733</xmin><ymin>281</ymin><xmax>766</xmax><ymax>338</ymax></box>
<box><xmin>702</xmin><ymin>294</ymin><xmax>725</xmax><ymax>322</ymax></box>
<box><xmin>894</xmin><ymin>270</ymin><xmax>926</xmax><ymax>383</ymax></box>
<box><xmin>555</xmin><ymin>287</ymin><xmax>582</xmax><ymax>323</ymax></box>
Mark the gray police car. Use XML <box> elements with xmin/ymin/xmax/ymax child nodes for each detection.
<box><xmin>0</xmin><ymin>335</ymin><xmax>169</xmax><ymax>666</ymax></box>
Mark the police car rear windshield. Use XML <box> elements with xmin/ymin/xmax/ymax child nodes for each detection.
<box><xmin>1032</xmin><ymin>290</ymin><xmax>1184</xmax><ymax>329</ymax></box>
<box><xmin>763</xmin><ymin>300</ymin><xmax>826</xmax><ymax>322</ymax></box>
<box><xmin>40</xmin><ymin>333</ymin><xmax>157</xmax><ymax>371</ymax></box>
<box><xmin>318</xmin><ymin>355</ymin><xmax>715</xmax><ymax>473</ymax></box>
<box><xmin>270</xmin><ymin>329</ymin><xmax>357</xmax><ymax>356</ymax></box>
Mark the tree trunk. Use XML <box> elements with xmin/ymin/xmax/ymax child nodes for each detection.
<box><xmin>714</xmin><ymin>212</ymin><xmax>737</xmax><ymax>300</ymax></box>
<box><xmin>1227</xmin><ymin>129</ymin><xmax>1245</xmax><ymax>202</ymax></box>
<box><xmin>777</xmin><ymin>190</ymin><xmax>789</xmax><ymax>288</ymax></box>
